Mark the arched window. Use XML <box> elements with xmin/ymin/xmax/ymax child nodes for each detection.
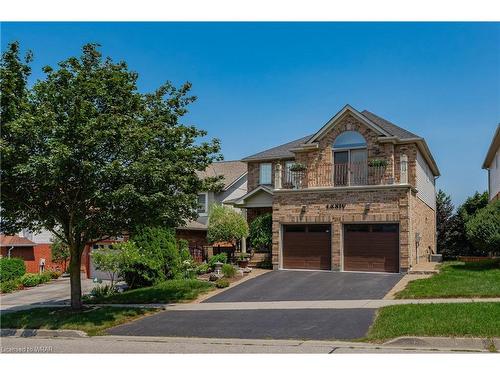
<box><xmin>332</xmin><ymin>131</ymin><xmax>367</xmax><ymax>186</ymax></box>
<box><xmin>333</xmin><ymin>131</ymin><xmax>366</xmax><ymax>149</ymax></box>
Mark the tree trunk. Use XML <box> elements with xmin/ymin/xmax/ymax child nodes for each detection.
<box><xmin>69</xmin><ymin>246</ymin><xmax>83</xmax><ymax>310</ymax></box>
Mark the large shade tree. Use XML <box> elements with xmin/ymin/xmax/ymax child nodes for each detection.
<box><xmin>1</xmin><ymin>42</ymin><xmax>222</xmax><ymax>309</ymax></box>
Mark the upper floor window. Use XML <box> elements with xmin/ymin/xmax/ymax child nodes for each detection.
<box><xmin>197</xmin><ymin>193</ymin><xmax>208</xmax><ymax>215</ymax></box>
<box><xmin>333</xmin><ymin>131</ymin><xmax>367</xmax><ymax>149</ymax></box>
<box><xmin>259</xmin><ymin>163</ymin><xmax>272</xmax><ymax>185</ymax></box>
<box><xmin>332</xmin><ymin>131</ymin><xmax>368</xmax><ymax>186</ymax></box>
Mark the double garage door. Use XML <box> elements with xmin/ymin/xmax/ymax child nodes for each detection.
<box><xmin>282</xmin><ymin>223</ymin><xmax>399</xmax><ymax>273</ymax></box>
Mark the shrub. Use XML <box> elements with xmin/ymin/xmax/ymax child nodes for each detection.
<box><xmin>207</xmin><ymin>204</ymin><xmax>249</xmax><ymax>244</ymax></box>
<box><xmin>92</xmin><ymin>246</ymin><xmax>124</xmax><ymax>288</ymax></box>
<box><xmin>465</xmin><ymin>200</ymin><xmax>500</xmax><ymax>255</ymax></box>
<box><xmin>195</xmin><ymin>263</ymin><xmax>210</xmax><ymax>275</ymax></box>
<box><xmin>85</xmin><ymin>284</ymin><xmax>118</xmax><ymax>301</ymax></box>
<box><xmin>215</xmin><ymin>278</ymin><xmax>230</xmax><ymax>288</ymax></box>
<box><xmin>0</xmin><ymin>278</ymin><xmax>22</xmax><ymax>293</ymax></box>
<box><xmin>249</xmin><ymin>213</ymin><xmax>272</xmax><ymax>251</ymax></box>
<box><xmin>0</xmin><ymin>258</ymin><xmax>26</xmax><ymax>282</ymax></box>
<box><xmin>39</xmin><ymin>271</ymin><xmax>52</xmax><ymax>283</ymax></box>
<box><xmin>208</xmin><ymin>253</ymin><xmax>228</xmax><ymax>270</ymax></box>
<box><xmin>48</xmin><ymin>270</ymin><xmax>62</xmax><ymax>279</ymax></box>
<box><xmin>51</xmin><ymin>238</ymin><xmax>70</xmax><ymax>271</ymax></box>
<box><xmin>20</xmin><ymin>273</ymin><xmax>41</xmax><ymax>287</ymax></box>
<box><xmin>222</xmin><ymin>264</ymin><xmax>236</xmax><ymax>278</ymax></box>
<box><xmin>129</xmin><ymin>226</ymin><xmax>181</xmax><ymax>282</ymax></box>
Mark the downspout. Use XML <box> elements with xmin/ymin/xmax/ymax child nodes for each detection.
<box><xmin>8</xmin><ymin>246</ymin><xmax>14</xmax><ymax>258</ymax></box>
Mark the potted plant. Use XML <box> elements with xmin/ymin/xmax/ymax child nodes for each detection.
<box><xmin>288</xmin><ymin>162</ymin><xmax>307</xmax><ymax>189</ymax></box>
<box><xmin>237</xmin><ymin>253</ymin><xmax>250</xmax><ymax>268</ymax></box>
<box><xmin>368</xmin><ymin>159</ymin><xmax>388</xmax><ymax>168</ymax></box>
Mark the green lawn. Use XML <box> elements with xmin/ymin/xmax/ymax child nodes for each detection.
<box><xmin>365</xmin><ymin>302</ymin><xmax>500</xmax><ymax>342</ymax></box>
<box><xmin>396</xmin><ymin>260</ymin><xmax>500</xmax><ymax>299</ymax></box>
<box><xmin>0</xmin><ymin>307</ymin><xmax>155</xmax><ymax>336</ymax></box>
<box><xmin>85</xmin><ymin>279</ymin><xmax>214</xmax><ymax>304</ymax></box>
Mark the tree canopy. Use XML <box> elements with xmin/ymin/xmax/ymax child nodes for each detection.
<box><xmin>207</xmin><ymin>204</ymin><xmax>249</xmax><ymax>245</ymax></box>
<box><xmin>1</xmin><ymin>42</ymin><xmax>222</xmax><ymax>308</ymax></box>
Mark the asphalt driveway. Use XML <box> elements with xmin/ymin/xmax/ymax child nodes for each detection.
<box><xmin>107</xmin><ymin>308</ymin><xmax>376</xmax><ymax>340</ymax></box>
<box><xmin>205</xmin><ymin>270</ymin><xmax>403</xmax><ymax>302</ymax></box>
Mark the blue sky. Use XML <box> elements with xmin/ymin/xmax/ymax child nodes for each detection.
<box><xmin>2</xmin><ymin>22</ymin><xmax>499</xmax><ymax>206</ymax></box>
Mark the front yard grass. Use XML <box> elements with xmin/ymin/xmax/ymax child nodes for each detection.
<box><xmin>86</xmin><ymin>279</ymin><xmax>214</xmax><ymax>304</ymax></box>
<box><xmin>365</xmin><ymin>302</ymin><xmax>500</xmax><ymax>342</ymax></box>
<box><xmin>0</xmin><ymin>306</ymin><xmax>156</xmax><ymax>336</ymax></box>
<box><xmin>396</xmin><ymin>260</ymin><xmax>500</xmax><ymax>299</ymax></box>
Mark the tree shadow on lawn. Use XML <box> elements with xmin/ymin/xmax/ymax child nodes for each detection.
<box><xmin>448</xmin><ymin>259</ymin><xmax>500</xmax><ymax>272</ymax></box>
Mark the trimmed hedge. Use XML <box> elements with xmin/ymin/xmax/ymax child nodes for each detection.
<box><xmin>0</xmin><ymin>258</ymin><xmax>26</xmax><ymax>282</ymax></box>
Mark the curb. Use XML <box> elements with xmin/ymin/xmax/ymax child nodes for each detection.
<box><xmin>383</xmin><ymin>336</ymin><xmax>497</xmax><ymax>352</ymax></box>
<box><xmin>0</xmin><ymin>328</ymin><xmax>88</xmax><ymax>338</ymax></box>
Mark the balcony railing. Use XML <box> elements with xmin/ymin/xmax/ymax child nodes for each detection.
<box><xmin>279</xmin><ymin>162</ymin><xmax>402</xmax><ymax>189</ymax></box>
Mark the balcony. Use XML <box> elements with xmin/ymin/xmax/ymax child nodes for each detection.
<box><xmin>277</xmin><ymin>161</ymin><xmax>408</xmax><ymax>190</ymax></box>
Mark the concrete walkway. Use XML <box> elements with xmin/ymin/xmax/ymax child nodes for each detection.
<box><xmin>1</xmin><ymin>334</ymin><xmax>498</xmax><ymax>353</ymax></box>
<box><xmin>3</xmin><ymin>297</ymin><xmax>500</xmax><ymax>313</ymax></box>
<box><xmin>163</xmin><ymin>297</ymin><xmax>500</xmax><ymax>311</ymax></box>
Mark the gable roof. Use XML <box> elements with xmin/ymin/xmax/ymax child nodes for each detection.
<box><xmin>241</xmin><ymin>134</ymin><xmax>314</xmax><ymax>162</ymax></box>
<box><xmin>241</xmin><ymin>104</ymin><xmax>439</xmax><ymax>176</ymax></box>
<box><xmin>0</xmin><ymin>234</ymin><xmax>36</xmax><ymax>247</ymax></box>
<box><xmin>198</xmin><ymin>160</ymin><xmax>247</xmax><ymax>190</ymax></box>
<box><xmin>482</xmin><ymin>124</ymin><xmax>500</xmax><ymax>169</ymax></box>
<box><xmin>360</xmin><ymin>110</ymin><xmax>420</xmax><ymax>140</ymax></box>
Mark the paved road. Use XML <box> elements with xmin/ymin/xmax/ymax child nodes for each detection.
<box><xmin>107</xmin><ymin>308</ymin><xmax>376</xmax><ymax>340</ymax></box>
<box><xmin>0</xmin><ymin>336</ymin><xmax>483</xmax><ymax>353</ymax></box>
<box><xmin>0</xmin><ymin>278</ymin><xmax>100</xmax><ymax>311</ymax></box>
<box><xmin>205</xmin><ymin>270</ymin><xmax>403</xmax><ymax>302</ymax></box>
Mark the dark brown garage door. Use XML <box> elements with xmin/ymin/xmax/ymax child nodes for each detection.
<box><xmin>344</xmin><ymin>224</ymin><xmax>399</xmax><ymax>273</ymax></box>
<box><xmin>282</xmin><ymin>224</ymin><xmax>331</xmax><ymax>270</ymax></box>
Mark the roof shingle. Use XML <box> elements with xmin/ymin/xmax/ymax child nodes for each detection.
<box><xmin>198</xmin><ymin>161</ymin><xmax>247</xmax><ymax>190</ymax></box>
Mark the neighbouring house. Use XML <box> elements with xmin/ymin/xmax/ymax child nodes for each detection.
<box><xmin>482</xmin><ymin>124</ymin><xmax>500</xmax><ymax>201</ymax></box>
<box><xmin>232</xmin><ymin>104</ymin><xmax>440</xmax><ymax>273</ymax></box>
<box><xmin>176</xmin><ymin>161</ymin><xmax>248</xmax><ymax>258</ymax></box>
<box><xmin>0</xmin><ymin>230</ymin><xmax>63</xmax><ymax>273</ymax></box>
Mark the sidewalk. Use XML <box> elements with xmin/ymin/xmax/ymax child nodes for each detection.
<box><xmin>1</xmin><ymin>334</ymin><xmax>498</xmax><ymax>353</ymax></box>
<box><xmin>3</xmin><ymin>297</ymin><xmax>500</xmax><ymax>313</ymax></box>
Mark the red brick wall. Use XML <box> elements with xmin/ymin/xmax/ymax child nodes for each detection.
<box><xmin>0</xmin><ymin>244</ymin><xmax>66</xmax><ymax>274</ymax></box>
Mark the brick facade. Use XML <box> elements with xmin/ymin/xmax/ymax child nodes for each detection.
<box><xmin>175</xmin><ymin>229</ymin><xmax>208</xmax><ymax>248</ymax></box>
<box><xmin>409</xmin><ymin>193</ymin><xmax>437</xmax><ymax>264</ymax></box>
<box><xmin>243</xmin><ymin>111</ymin><xmax>435</xmax><ymax>273</ymax></box>
<box><xmin>246</xmin><ymin>207</ymin><xmax>273</xmax><ymax>224</ymax></box>
<box><xmin>0</xmin><ymin>244</ymin><xmax>65</xmax><ymax>273</ymax></box>
<box><xmin>272</xmin><ymin>187</ymin><xmax>412</xmax><ymax>271</ymax></box>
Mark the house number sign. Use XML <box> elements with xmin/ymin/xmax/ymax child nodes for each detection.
<box><xmin>326</xmin><ymin>203</ymin><xmax>346</xmax><ymax>210</ymax></box>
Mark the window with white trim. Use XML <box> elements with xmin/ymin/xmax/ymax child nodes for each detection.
<box><xmin>259</xmin><ymin>163</ymin><xmax>272</xmax><ymax>185</ymax></box>
<box><xmin>197</xmin><ymin>193</ymin><xmax>208</xmax><ymax>215</ymax></box>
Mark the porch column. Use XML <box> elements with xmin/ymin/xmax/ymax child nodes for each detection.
<box><xmin>400</xmin><ymin>154</ymin><xmax>408</xmax><ymax>184</ymax></box>
<box><xmin>241</xmin><ymin>236</ymin><xmax>247</xmax><ymax>254</ymax></box>
<box><xmin>275</xmin><ymin>163</ymin><xmax>282</xmax><ymax>189</ymax></box>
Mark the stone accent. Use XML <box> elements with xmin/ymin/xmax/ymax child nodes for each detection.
<box><xmin>409</xmin><ymin>192</ymin><xmax>436</xmax><ymax>266</ymax></box>
<box><xmin>272</xmin><ymin>187</ymin><xmax>412</xmax><ymax>272</ymax></box>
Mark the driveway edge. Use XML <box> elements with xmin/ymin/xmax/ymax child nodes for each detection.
<box><xmin>1</xmin><ymin>328</ymin><xmax>88</xmax><ymax>338</ymax></box>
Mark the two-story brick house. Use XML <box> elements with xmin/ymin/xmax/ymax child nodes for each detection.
<box><xmin>233</xmin><ymin>105</ymin><xmax>439</xmax><ymax>273</ymax></box>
